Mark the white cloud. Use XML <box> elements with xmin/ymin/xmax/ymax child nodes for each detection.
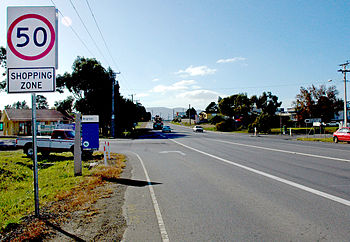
<box><xmin>151</xmin><ymin>80</ymin><xmax>196</xmax><ymax>93</ymax></box>
<box><xmin>216</xmin><ymin>57</ymin><xmax>247</xmax><ymax>64</ymax></box>
<box><xmin>137</xmin><ymin>93</ymin><xmax>150</xmax><ymax>98</ymax></box>
<box><xmin>61</xmin><ymin>16</ymin><xmax>72</xmax><ymax>27</ymax></box>
<box><xmin>152</xmin><ymin>78</ymin><xmax>160</xmax><ymax>82</ymax></box>
<box><xmin>176</xmin><ymin>65</ymin><xmax>216</xmax><ymax>77</ymax></box>
<box><xmin>176</xmin><ymin>89</ymin><xmax>220</xmax><ymax>100</ymax></box>
<box><xmin>175</xmin><ymin>89</ymin><xmax>222</xmax><ymax>109</ymax></box>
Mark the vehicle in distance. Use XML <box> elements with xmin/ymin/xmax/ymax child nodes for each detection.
<box><xmin>162</xmin><ymin>125</ymin><xmax>171</xmax><ymax>133</ymax></box>
<box><xmin>153</xmin><ymin>115</ymin><xmax>164</xmax><ymax>130</ymax></box>
<box><xmin>16</xmin><ymin>129</ymin><xmax>93</xmax><ymax>157</ymax></box>
<box><xmin>333</xmin><ymin>127</ymin><xmax>350</xmax><ymax>143</ymax></box>
<box><xmin>193</xmin><ymin>125</ymin><xmax>204</xmax><ymax>132</ymax></box>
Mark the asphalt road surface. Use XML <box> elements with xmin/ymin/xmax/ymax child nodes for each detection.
<box><xmin>104</xmin><ymin>123</ymin><xmax>350</xmax><ymax>241</ymax></box>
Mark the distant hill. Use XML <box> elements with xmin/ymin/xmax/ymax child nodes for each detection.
<box><xmin>146</xmin><ymin>107</ymin><xmax>203</xmax><ymax>120</ymax></box>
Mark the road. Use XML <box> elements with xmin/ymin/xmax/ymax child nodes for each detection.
<box><xmin>104</xmin><ymin>123</ymin><xmax>350</xmax><ymax>241</ymax></box>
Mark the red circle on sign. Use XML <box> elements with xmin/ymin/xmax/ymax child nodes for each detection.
<box><xmin>7</xmin><ymin>14</ymin><xmax>55</xmax><ymax>61</ymax></box>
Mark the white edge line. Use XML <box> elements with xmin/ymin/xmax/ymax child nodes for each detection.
<box><xmin>132</xmin><ymin>152</ymin><xmax>170</xmax><ymax>242</ymax></box>
<box><xmin>170</xmin><ymin>139</ymin><xmax>350</xmax><ymax>207</ymax></box>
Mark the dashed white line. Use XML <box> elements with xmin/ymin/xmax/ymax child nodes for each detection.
<box><xmin>169</xmin><ymin>139</ymin><xmax>350</xmax><ymax>207</ymax></box>
<box><xmin>133</xmin><ymin>152</ymin><xmax>169</xmax><ymax>242</ymax></box>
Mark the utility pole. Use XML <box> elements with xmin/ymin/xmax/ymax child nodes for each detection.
<box><xmin>338</xmin><ymin>62</ymin><xmax>350</xmax><ymax>127</ymax></box>
<box><xmin>111</xmin><ymin>71</ymin><xmax>121</xmax><ymax>138</ymax></box>
<box><xmin>189</xmin><ymin>104</ymin><xmax>191</xmax><ymax>125</ymax></box>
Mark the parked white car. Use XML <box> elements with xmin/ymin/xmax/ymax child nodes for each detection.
<box><xmin>193</xmin><ymin>125</ymin><xmax>204</xmax><ymax>132</ymax></box>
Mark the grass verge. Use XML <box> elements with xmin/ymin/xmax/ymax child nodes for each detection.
<box><xmin>0</xmin><ymin>150</ymin><xmax>126</xmax><ymax>240</ymax></box>
<box><xmin>296</xmin><ymin>137</ymin><xmax>334</xmax><ymax>143</ymax></box>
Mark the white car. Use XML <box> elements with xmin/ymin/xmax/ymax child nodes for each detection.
<box><xmin>193</xmin><ymin>125</ymin><xmax>203</xmax><ymax>132</ymax></box>
<box><xmin>162</xmin><ymin>126</ymin><xmax>172</xmax><ymax>133</ymax></box>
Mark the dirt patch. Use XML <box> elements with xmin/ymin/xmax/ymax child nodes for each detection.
<box><xmin>48</xmin><ymin>161</ymin><xmax>132</xmax><ymax>241</ymax></box>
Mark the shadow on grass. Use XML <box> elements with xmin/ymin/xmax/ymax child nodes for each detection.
<box><xmin>104</xmin><ymin>178</ymin><xmax>162</xmax><ymax>187</ymax></box>
<box><xmin>16</xmin><ymin>153</ymin><xmax>105</xmax><ymax>170</ymax></box>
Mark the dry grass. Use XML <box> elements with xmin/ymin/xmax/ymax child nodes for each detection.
<box><xmin>1</xmin><ymin>152</ymin><xmax>126</xmax><ymax>241</ymax></box>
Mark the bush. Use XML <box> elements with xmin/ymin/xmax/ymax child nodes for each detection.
<box><xmin>210</xmin><ymin>115</ymin><xmax>225</xmax><ymax>124</ymax></box>
<box><xmin>248</xmin><ymin>113</ymin><xmax>276</xmax><ymax>133</ymax></box>
<box><xmin>216</xmin><ymin>119</ymin><xmax>235</xmax><ymax>132</ymax></box>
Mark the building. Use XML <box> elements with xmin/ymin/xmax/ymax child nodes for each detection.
<box><xmin>199</xmin><ymin>111</ymin><xmax>218</xmax><ymax>121</ymax></box>
<box><xmin>0</xmin><ymin>109</ymin><xmax>73</xmax><ymax>136</ymax></box>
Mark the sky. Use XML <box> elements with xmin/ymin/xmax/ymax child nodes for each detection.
<box><xmin>1</xmin><ymin>0</ymin><xmax>350</xmax><ymax>111</ymax></box>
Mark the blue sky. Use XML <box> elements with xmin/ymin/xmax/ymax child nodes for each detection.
<box><xmin>1</xmin><ymin>0</ymin><xmax>350</xmax><ymax>110</ymax></box>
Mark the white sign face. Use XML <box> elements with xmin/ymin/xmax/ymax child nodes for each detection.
<box><xmin>7</xmin><ymin>6</ymin><xmax>57</xmax><ymax>93</ymax></box>
<box><xmin>8</xmin><ymin>67</ymin><xmax>55</xmax><ymax>93</ymax></box>
<box><xmin>82</xmin><ymin>115</ymin><xmax>99</xmax><ymax>123</ymax></box>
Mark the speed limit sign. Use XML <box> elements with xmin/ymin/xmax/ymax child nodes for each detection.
<box><xmin>7</xmin><ymin>6</ymin><xmax>57</xmax><ymax>93</ymax></box>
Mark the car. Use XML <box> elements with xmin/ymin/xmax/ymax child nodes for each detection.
<box><xmin>162</xmin><ymin>126</ymin><xmax>171</xmax><ymax>133</ymax></box>
<box><xmin>333</xmin><ymin>127</ymin><xmax>350</xmax><ymax>143</ymax></box>
<box><xmin>193</xmin><ymin>125</ymin><xmax>204</xmax><ymax>132</ymax></box>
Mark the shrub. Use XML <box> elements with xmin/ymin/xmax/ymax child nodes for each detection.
<box><xmin>210</xmin><ymin>115</ymin><xmax>225</xmax><ymax>124</ymax></box>
<box><xmin>216</xmin><ymin>119</ymin><xmax>235</xmax><ymax>132</ymax></box>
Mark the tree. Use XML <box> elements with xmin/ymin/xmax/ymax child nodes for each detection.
<box><xmin>186</xmin><ymin>107</ymin><xmax>197</xmax><ymax>119</ymax></box>
<box><xmin>218</xmin><ymin>93</ymin><xmax>252</xmax><ymax>121</ymax></box>
<box><xmin>5</xmin><ymin>100</ymin><xmax>29</xmax><ymax>109</ymax></box>
<box><xmin>54</xmin><ymin>96</ymin><xmax>74</xmax><ymax>114</ymax></box>
<box><xmin>254</xmin><ymin>92</ymin><xmax>282</xmax><ymax>116</ymax></box>
<box><xmin>293</xmin><ymin>85</ymin><xmax>342</xmax><ymax>124</ymax></box>
<box><xmin>249</xmin><ymin>92</ymin><xmax>282</xmax><ymax>133</ymax></box>
<box><xmin>36</xmin><ymin>95</ymin><xmax>49</xmax><ymax>109</ymax></box>
<box><xmin>0</xmin><ymin>46</ymin><xmax>6</xmax><ymax>90</ymax></box>
<box><xmin>205</xmin><ymin>102</ymin><xmax>218</xmax><ymax>113</ymax></box>
<box><xmin>57</xmin><ymin>57</ymin><xmax>115</xmax><ymax>134</ymax></box>
<box><xmin>57</xmin><ymin>56</ymin><xmax>149</xmax><ymax>136</ymax></box>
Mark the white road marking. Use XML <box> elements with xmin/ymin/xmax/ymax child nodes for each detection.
<box><xmin>159</xmin><ymin>151</ymin><xmax>186</xmax><ymax>156</ymax></box>
<box><xmin>170</xmin><ymin>139</ymin><xmax>350</xmax><ymax>207</ymax></box>
<box><xmin>132</xmin><ymin>152</ymin><xmax>170</xmax><ymax>242</ymax></box>
<box><xmin>210</xmin><ymin>138</ymin><xmax>350</xmax><ymax>163</ymax></box>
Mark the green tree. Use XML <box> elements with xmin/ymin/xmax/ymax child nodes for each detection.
<box><xmin>54</xmin><ymin>96</ymin><xmax>74</xmax><ymax>114</ymax></box>
<box><xmin>254</xmin><ymin>92</ymin><xmax>282</xmax><ymax>115</ymax></box>
<box><xmin>0</xmin><ymin>46</ymin><xmax>6</xmax><ymax>90</ymax></box>
<box><xmin>205</xmin><ymin>102</ymin><xmax>218</xmax><ymax>113</ymax></box>
<box><xmin>293</xmin><ymin>85</ymin><xmax>342</xmax><ymax>124</ymax></box>
<box><xmin>5</xmin><ymin>100</ymin><xmax>29</xmax><ymax>109</ymax></box>
<box><xmin>249</xmin><ymin>92</ymin><xmax>281</xmax><ymax>133</ymax></box>
<box><xmin>36</xmin><ymin>95</ymin><xmax>49</xmax><ymax>109</ymax></box>
<box><xmin>57</xmin><ymin>56</ymin><xmax>148</xmax><ymax>136</ymax></box>
<box><xmin>218</xmin><ymin>93</ymin><xmax>252</xmax><ymax>121</ymax></box>
<box><xmin>186</xmin><ymin>107</ymin><xmax>197</xmax><ymax>119</ymax></box>
<box><xmin>57</xmin><ymin>57</ymin><xmax>115</xmax><ymax>134</ymax></box>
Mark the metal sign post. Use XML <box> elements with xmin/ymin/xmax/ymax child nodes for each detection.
<box><xmin>32</xmin><ymin>93</ymin><xmax>39</xmax><ymax>217</ymax></box>
<box><xmin>74</xmin><ymin>113</ymin><xmax>82</xmax><ymax>176</ymax></box>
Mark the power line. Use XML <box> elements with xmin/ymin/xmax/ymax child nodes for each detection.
<box><xmin>84</xmin><ymin>0</ymin><xmax>131</xmax><ymax>94</ymax></box>
<box><xmin>49</xmin><ymin>0</ymin><xmax>94</xmax><ymax>57</ymax></box>
<box><xmin>69</xmin><ymin>0</ymin><xmax>110</xmax><ymax>66</ymax></box>
<box><xmin>85</xmin><ymin>0</ymin><xmax>118</xmax><ymax>69</ymax></box>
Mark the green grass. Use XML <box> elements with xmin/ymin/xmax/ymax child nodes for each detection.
<box><xmin>296</xmin><ymin>137</ymin><xmax>334</xmax><ymax>142</ymax></box>
<box><xmin>270</xmin><ymin>126</ymin><xmax>338</xmax><ymax>135</ymax></box>
<box><xmin>0</xmin><ymin>150</ymin><xmax>90</xmax><ymax>231</ymax></box>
